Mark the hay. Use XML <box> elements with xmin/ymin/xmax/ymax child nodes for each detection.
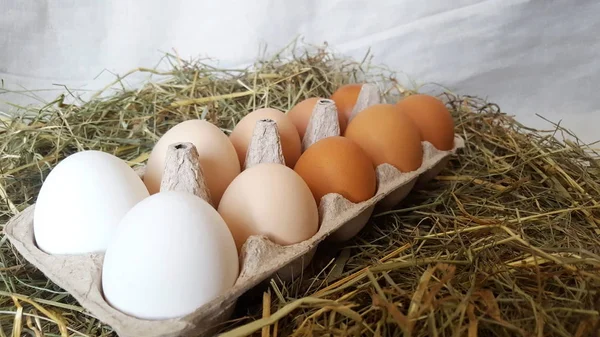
<box><xmin>1</xmin><ymin>43</ymin><xmax>600</xmax><ymax>337</ymax></box>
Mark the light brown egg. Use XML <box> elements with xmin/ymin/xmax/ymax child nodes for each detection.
<box><xmin>396</xmin><ymin>94</ymin><xmax>455</xmax><ymax>151</ymax></box>
<box><xmin>287</xmin><ymin>97</ymin><xmax>348</xmax><ymax>138</ymax></box>
<box><xmin>344</xmin><ymin>104</ymin><xmax>423</xmax><ymax>172</ymax></box>
<box><xmin>217</xmin><ymin>163</ymin><xmax>319</xmax><ymax>251</ymax></box>
<box><xmin>330</xmin><ymin>84</ymin><xmax>363</xmax><ymax>121</ymax></box>
<box><xmin>229</xmin><ymin>108</ymin><xmax>301</xmax><ymax>168</ymax></box>
<box><xmin>143</xmin><ymin>119</ymin><xmax>240</xmax><ymax>205</ymax></box>
<box><xmin>294</xmin><ymin>136</ymin><xmax>376</xmax><ymax>204</ymax></box>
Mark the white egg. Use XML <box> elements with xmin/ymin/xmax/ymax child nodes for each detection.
<box><xmin>33</xmin><ymin>150</ymin><xmax>149</xmax><ymax>255</ymax></box>
<box><xmin>101</xmin><ymin>190</ymin><xmax>239</xmax><ymax>320</ymax></box>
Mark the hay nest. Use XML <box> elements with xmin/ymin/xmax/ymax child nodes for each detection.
<box><xmin>1</xmin><ymin>43</ymin><xmax>599</xmax><ymax>337</ymax></box>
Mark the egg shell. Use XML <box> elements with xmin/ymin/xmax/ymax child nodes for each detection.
<box><xmin>330</xmin><ymin>84</ymin><xmax>363</xmax><ymax>121</ymax></box>
<box><xmin>229</xmin><ymin>108</ymin><xmax>301</xmax><ymax>168</ymax></box>
<box><xmin>344</xmin><ymin>104</ymin><xmax>424</xmax><ymax>172</ymax></box>
<box><xmin>3</xmin><ymin>134</ymin><xmax>465</xmax><ymax>337</ymax></box>
<box><xmin>396</xmin><ymin>94</ymin><xmax>455</xmax><ymax>151</ymax></box>
<box><xmin>143</xmin><ymin>119</ymin><xmax>240</xmax><ymax>205</ymax></box>
<box><xmin>217</xmin><ymin>163</ymin><xmax>319</xmax><ymax>251</ymax></box>
<box><xmin>287</xmin><ymin>97</ymin><xmax>348</xmax><ymax>138</ymax></box>
<box><xmin>102</xmin><ymin>190</ymin><xmax>239</xmax><ymax>320</ymax></box>
<box><xmin>33</xmin><ymin>150</ymin><xmax>149</xmax><ymax>254</ymax></box>
<box><xmin>3</xmin><ymin>81</ymin><xmax>466</xmax><ymax>337</ymax></box>
<box><xmin>294</xmin><ymin>136</ymin><xmax>377</xmax><ymax>204</ymax></box>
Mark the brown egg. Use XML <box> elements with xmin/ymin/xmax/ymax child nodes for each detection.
<box><xmin>287</xmin><ymin>97</ymin><xmax>348</xmax><ymax>138</ymax></box>
<box><xmin>294</xmin><ymin>136</ymin><xmax>376</xmax><ymax>204</ymax></box>
<box><xmin>229</xmin><ymin>108</ymin><xmax>302</xmax><ymax>168</ymax></box>
<box><xmin>396</xmin><ymin>94</ymin><xmax>455</xmax><ymax>151</ymax></box>
<box><xmin>330</xmin><ymin>84</ymin><xmax>363</xmax><ymax>121</ymax></box>
<box><xmin>344</xmin><ymin>104</ymin><xmax>423</xmax><ymax>172</ymax></box>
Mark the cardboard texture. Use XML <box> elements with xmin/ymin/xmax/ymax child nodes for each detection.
<box><xmin>244</xmin><ymin>119</ymin><xmax>286</xmax><ymax>169</ymax></box>
<box><xmin>4</xmin><ymin>102</ymin><xmax>465</xmax><ymax>336</ymax></box>
<box><xmin>302</xmin><ymin>99</ymin><xmax>340</xmax><ymax>152</ymax></box>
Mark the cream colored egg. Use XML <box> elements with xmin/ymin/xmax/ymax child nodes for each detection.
<box><xmin>229</xmin><ymin>108</ymin><xmax>301</xmax><ymax>168</ymax></box>
<box><xmin>217</xmin><ymin>163</ymin><xmax>319</xmax><ymax>251</ymax></box>
<box><xmin>143</xmin><ymin>120</ymin><xmax>240</xmax><ymax>205</ymax></box>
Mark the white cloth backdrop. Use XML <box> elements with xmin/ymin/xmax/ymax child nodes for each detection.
<box><xmin>1</xmin><ymin>0</ymin><xmax>599</xmax><ymax>143</ymax></box>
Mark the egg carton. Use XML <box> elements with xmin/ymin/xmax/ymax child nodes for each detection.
<box><xmin>4</xmin><ymin>96</ymin><xmax>464</xmax><ymax>337</ymax></box>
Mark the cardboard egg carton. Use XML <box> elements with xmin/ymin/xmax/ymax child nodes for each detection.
<box><xmin>4</xmin><ymin>90</ymin><xmax>464</xmax><ymax>337</ymax></box>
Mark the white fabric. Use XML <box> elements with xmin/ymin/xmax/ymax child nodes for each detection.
<box><xmin>1</xmin><ymin>0</ymin><xmax>599</xmax><ymax>143</ymax></box>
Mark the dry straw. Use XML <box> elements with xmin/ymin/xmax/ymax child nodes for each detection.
<box><xmin>1</xmin><ymin>42</ymin><xmax>600</xmax><ymax>336</ymax></box>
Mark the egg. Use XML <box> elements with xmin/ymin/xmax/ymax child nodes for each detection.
<box><xmin>287</xmin><ymin>97</ymin><xmax>348</xmax><ymax>138</ymax></box>
<box><xmin>217</xmin><ymin>163</ymin><xmax>319</xmax><ymax>251</ymax></box>
<box><xmin>294</xmin><ymin>136</ymin><xmax>377</xmax><ymax>204</ymax></box>
<box><xmin>344</xmin><ymin>104</ymin><xmax>423</xmax><ymax>172</ymax></box>
<box><xmin>33</xmin><ymin>150</ymin><xmax>149</xmax><ymax>254</ymax></box>
<box><xmin>330</xmin><ymin>84</ymin><xmax>362</xmax><ymax>121</ymax></box>
<box><xmin>331</xmin><ymin>83</ymin><xmax>380</xmax><ymax>121</ymax></box>
<box><xmin>229</xmin><ymin>108</ymin><xmax>301</xmax><ymax>168</ymax></box>
<box><xmin>143</xmin><ymin>119</ymin><xmax>240</xmax><ymax>205</ymax></box>
<box><xmin>396</xmin><ymin>94</ymin><xmax>455</xmax><ymax>151</ymax></box>
<box><xmin>102</xmin><ymin>190</ymin><xmax>239</xmax><ymax>320</ymax></box>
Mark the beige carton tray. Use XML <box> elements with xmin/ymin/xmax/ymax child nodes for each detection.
<box><xmin>4</xmin><ymin>98</ymin><xmax>464</xmax><ymax>337</ymax></box>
